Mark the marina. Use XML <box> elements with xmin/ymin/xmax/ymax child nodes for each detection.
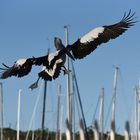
<box><xmin>0</xmin><ymin>1</ymin><xmax>140</xmax><ymax>140</ymax></box>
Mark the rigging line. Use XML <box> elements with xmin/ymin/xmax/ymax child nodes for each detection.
<box><xmin>104</xmin><ymin>67</ymin><xmax>120</xmax><ymax>130</ymax></box>
<box><xmin>70</xmin><ymin>60</ymin><xmax>89</xmax><ymax>140</ymax></box>
<box><xmin>118</xmin><ymin>67</ymin><xmax>123</xmax><ymax>95</ymax></box>
<box><xmin>118</xmin><ymin>68</ymin><xmax>130</xmax><ymax>120</ymax></box>
<box><xmin>104</xmin><ymin>93</ymin><xmax>114</xmax><ymax>130</ymax></box>
<box><xmin>129</xmin><ymin>88</ymin><xmax>135</xmax><ymax>130</ymax></box>
<box><xmin>73</xmin><ymin>76</ymin><xmax>82</xmax><ymax>119</ymax></box>
<box><xmin>92</xmin><ymin>95</ymin><xmax>101</xmax><ymax>124</ymax></box>
<box><xmin>25</xmin><ymin>79</ymin><xmax>44</xmax><ymax>140</ymax></box>
<box><xmin>118</xmin><ymin>68</ymin><xmax>129</xmax><ymax>119</ymax></box>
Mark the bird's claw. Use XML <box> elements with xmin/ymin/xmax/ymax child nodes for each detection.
<box><xmin>63</xmin><ymin>69</ymin><xmax>71</xmax><ymax>75</ymax></box>
<box><xmin>29</xmin><ymin>82</ymin><xmax>38</xmax><ymax>90</ymax></box>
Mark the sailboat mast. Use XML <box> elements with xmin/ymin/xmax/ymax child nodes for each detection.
<box><xmin>59</xmin><ymin>105</ymin><xmax>63</xmax><ymax>140</ymax></box>
<box><xmin>41</xmin><ymin>81</ymin><xmax>47</xmax><ymax>140</ymax></box>
<box><xmin>138</xmin><ymin>79</ymin><xmax>140</xmax><ymax>140</ymax></box>
<box><xmin>135</xmin><ymin>87</ymin><xmax>138</xmax><ymax>140</ymax></box>
<box><xmin>56</xmin><ymin>84</ymin><xmax>61</xmax><ymax>140</ymax></box>
<box><xmin>0</xmin><ymin>83</ymin><xmax>3</xmax><ymax>140</ymax></box>
<box><xmin>71</xmin><ymin>62</ymin><xmax>89</xmax><ymax>140</ymax></box>
<box><xmin>99</xmin><ymin>88</ymin><xmax>104</xmax><ymax>140</ymax></box>
<box><xmin>64</xmin><ymin>25</ymin><xmax>71</xmax><ymax>123</ymax></box>
<box><xmin>17</xmin><ymin>89</ymin><xmax>22</xmax><ymax>140</ymax></box>
<box><xmin>112</xmin><ymin>67</ymin><xmax>119</xmax><ymax>124</ymax></box>
<box><xmin>72</xmin><ymin>75</ymin><xmax>75</xmax><ymax>140</ymax></box>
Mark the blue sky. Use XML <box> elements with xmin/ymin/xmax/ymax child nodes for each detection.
<box><xmin>0</xmin><ymin>0</ymin><xmax>140</xmax><ymax>134</ymax></box>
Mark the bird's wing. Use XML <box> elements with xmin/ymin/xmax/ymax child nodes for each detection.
<box><xmin>0</xmin><ymin>58</ymin><xmax>34</xmax><ymax>79</ymax></box>
<box><xmin>16</xmin><ymin>60</ymin><xmax>32</xmax><ymax>77</ymax></box>
<box><xmin>0</xmin><ymin>66</ymin><xmax>18</xmax><ymax>79</ymax></box>
<box><xmin>68</xmin><ymin>10</ymin><xmax>136</xmax><ymax>59</ymax></box>
<box><xmin>33</xmin><ymin>55</ymin><xmax>49</xmax><ymax>67</ymax></box>
<box><xmin>38</xmin><ymin>69</ymin><xmax>52</xmax><ymax>81</ymax></box>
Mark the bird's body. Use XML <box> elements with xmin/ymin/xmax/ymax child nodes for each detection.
<box><xmin>39</xmin><ymin>50</ymin><xmax>66</xmax><ymax>80</ymax></box>
<box><xmin>29</xmin><ymin>49</ymin><xmax>68</xmax><ymax>90</ymax></box>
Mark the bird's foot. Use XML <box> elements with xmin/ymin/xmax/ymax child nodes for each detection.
<box><xmin>63</xmin><ymin>69</ymin><xmax>71</xmax><ymax>75</ymax></box>
<box><xmin>29</xmin><ymin>82</ymin><xmax>38</xmax><ymax>90</ymax></box>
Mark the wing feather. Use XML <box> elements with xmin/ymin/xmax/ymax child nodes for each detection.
<box><xmin>38</xmin><ymin>69</ymin><xmax>52</xmax><ymax>81</ymax></box>
<box><xmin>0</xmin><ymin>58</ymin><xmax>34</xmax><ymax>79</ymax></box>
<box><xmin>0</xmin><ymin>66</ymin><xmax>18</xmax><ymax>79</ymax></box>
<box><xmin>69</xmin><ymin>11</ymin><xmax>136</xmax><ymax>59</ymax></box>
<box><xmin>33</xmin><ymin>55</ymin><xmax>49</xmax><ymax>67</ymax></box>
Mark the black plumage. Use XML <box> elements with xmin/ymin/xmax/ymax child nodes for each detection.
<box><xmin>68</xmin><ymin>10</ymin><xmax>136</xmax><ymax>59</ymax></box>
<box><xmin>0</xmin><ymin>10</ymin><xmax>136</xmax><ymax>90</ymax></box>
<box><xmin>29</xmin><ymin>47</ymin><xmax>70</xmax><ymax>90</ymax></box>
<box><xmin>0</xmin><ymin>58</ymin><xmax>35</xmax><ymax>79</ymax></box>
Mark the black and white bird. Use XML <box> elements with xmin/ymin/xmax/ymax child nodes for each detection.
<box><xmin>29</xmin><ymin>38</ymin><xmax>74</xmax><ymax>90</ymax></box>
<box><xmin>0</xmin><ymin>10</ymin><xmax>136</xmax><ymax>88</ymax></box>
<box><xmin>30</xmin><ymin>10</ymin><xmax>136</xmax><ymax>88</ymax></box>
<box><xmin>0</xmin><ymin>37</ymin><xmax>74</xmax><ymax>82</ymax></box>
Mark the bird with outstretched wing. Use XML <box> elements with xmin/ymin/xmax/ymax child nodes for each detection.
<box><xmin>0</xmin><ymin>10</ymin><xmax>136</xmax><ymax>90</ymax></box>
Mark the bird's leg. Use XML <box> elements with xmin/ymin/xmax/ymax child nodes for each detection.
<box><xmin>62</xmin><ymin>66</ymin><xmax>71</xmax><ymax>75</ymax></box>
<box><xmin>29</xmin><ymin>77</ymin><xmax>40</xmax><ymax>90</ymax></box>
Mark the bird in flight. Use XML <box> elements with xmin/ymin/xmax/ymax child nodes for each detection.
<box><xmin>29</xmin><ymin>39</ymin><xmax>74</xmax><ymax>90</ymax></box>
<box><xmin>0</xmin><ymin>46</ymin><xmax>73</xmax><ymax>81</ymax></box>
<box><xmin>0</xmin><ymin>10</ymin><xmax>136</xmax><ymax>88</ymax></box>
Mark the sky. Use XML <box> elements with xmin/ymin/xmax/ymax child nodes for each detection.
<box><xmin>0</xmin><ymin>0</ymin><xmax>140</xmax><ymax>134</ymax></box>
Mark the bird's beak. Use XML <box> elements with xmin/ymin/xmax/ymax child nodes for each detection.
<box><xmin>66</xmin><ymin>50</ymin><xmax>75</xmax><ymax>61</ymax></box>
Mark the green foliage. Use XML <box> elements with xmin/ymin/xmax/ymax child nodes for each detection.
<box><xmin>1</xmin><ymin>127</ymin><xmax>124</xmax><ymax>140</ymax></box>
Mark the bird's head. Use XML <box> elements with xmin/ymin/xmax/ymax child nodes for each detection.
<box><xmin>54</xmin><ymin>37</ymin><xmax>65</xmax><ymax>50</ymax></box>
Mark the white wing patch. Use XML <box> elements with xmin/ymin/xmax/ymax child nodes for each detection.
<box><xmin>15</xmin><ymin>59</ymin><xmax>27</xmax><ymax>66</ymax></box>
<box><xmin>80</xmin><ymin>26</ymin><xmax>104</xmax><ymax>43</ymax></box>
